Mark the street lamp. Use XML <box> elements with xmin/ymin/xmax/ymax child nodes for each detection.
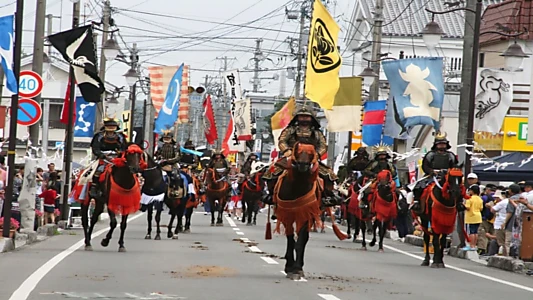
<box><xmin>358</xmin><ymin>63</ymin><xmax>378</xmax><ymax>91</ymax></box>
<box><xmin>123</xmin><ymin>67</ymin><xmax>137</xmax><ymax>87</ymax></box>
<box><xmin>103</xmin><ymin>36</ymin><xmax>120</xmax><ymax>61</ymax></box>
<box><xmin>421</xmin><ymin>15</ymin><xmax>444</xmax><ymax>49</ymax></box>
<box><xmin>501</xmin><ymin>41</ymin><xmax>528</xmax><ymax>71</ymax></box>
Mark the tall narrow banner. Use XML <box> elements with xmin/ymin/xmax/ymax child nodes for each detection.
<box><xmin>122</xmin><ymin>110</ymin><xmax>132</xmax><ymax>142</ymax></box>
<box><xmin>178</xmin><ymin>65</ymin><xmax>190</xmax><ymax>124</ymax></box>
<box><xmin>202</xmin><ymin>94</ymin><xmax>218</xmax><ymax>145</ymax></box>
<box><xmin>73</xmin><ymin>96</ymin><xmax>96</xmax><ymax>138</ymax></box>
<box><xmin>225</xmin><ymin>69</ymin><xmax>244</xmax><ymax>146</ymax></box>
<box><xmin>473</xmin><ymin>68</ymin><xmax>513</xmax><ymax>133</ymax></box>
<box><xmin>222</xmin><ymin>111</ymin><xmax>245</xmax><ymax>156</ymax></box>
<box><xmin>382</xmin><ymin>57</ymin><xmax>445</xmax><ymax>130</ymax></box>
<box><xmin>324</xmin><ymin>77</ymin><xmax>362</xmax><ymax>132</ymax></box>
<box><xmin>304</xmin><ymin>0</ymin><xmax>342</xmax><ymax>110</ymax></box>
<box><xmin>233</xmin><ymin>98</ymin><xmax>252</xmax><ymax>140</ymax></box>
<box><xmin>148</xmin><ymin>65</ymin><xmax>190</xmax><ymax>120</ymax></box>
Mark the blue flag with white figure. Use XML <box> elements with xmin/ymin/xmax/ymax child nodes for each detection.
<box><xmin>74</xmin><ymin>96</ymin><xmax>96</xmax><ymax>137</ymax></box>
<box><xmin>0</xmin><ymin>15</ymin><xmax>18</xmax><ymax>94</ymax></box>
<box><xmin>382</xmin><ymin>57</ymin><xmax>445</xmax><ymax>130</ymax></box>
<box><xmin>154</xmin><ymin>63</ymin><xmax>184</xmax><ymax>133</ymax></box>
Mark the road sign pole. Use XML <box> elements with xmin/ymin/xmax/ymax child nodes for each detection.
<box><xmin>3</xmin><ymin>0</ymin><xmax>24</xmax><ymax>238</ymax></box>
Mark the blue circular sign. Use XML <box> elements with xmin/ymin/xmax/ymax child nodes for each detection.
<box><xmin>17</xmin><ymin>98</ymin><xmax>42</xmax><ymax>126</ymax></box>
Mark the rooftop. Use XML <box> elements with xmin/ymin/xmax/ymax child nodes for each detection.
<box><xmin>479</xmin><ymin>0</ymin><xmax>533</xmax><ymax>46</ymax></box>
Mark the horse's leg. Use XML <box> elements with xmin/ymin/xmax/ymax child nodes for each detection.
<box><xmin>241</xmin><ymin>194</ymin><xmax>247</xmax><ymax>224</ymax></box>
<box><xmin>369</xmin><ymin>219</ymin><xmax>378</xmax><ymax>247</ymax></box>
<box><xmin>346</xmin><ymin>212</ymin><xmax>352</xmax><ymax>239</ymax></box>
<box><xmin>154</xmin><ymin>201</ymin><xmax>163</xmax><ymax>240</ymax></box>
<box><xmin>167</xmin><ymin>208</ymin><xmax>176</xmax><ymax>239</ymax></box>
<box><xmin>360</xmin><ymin>220</ymin><xmax>367</xmax><ymax>249</ymax></box>
<box><xmin>145</xmin><ymin>203</ymin><xmax>153</xmax><ymax>239</ymax></box>
<box><xmin>216</xmin><ymin>197</ymin><xmax>224</xmax><ymax>226</ymax></box>
<box><xmin>85</xmin><ymin>200</ymin><xmax>104</xmax><ymax>250</ymax></box>
<box><xmin>252</xmin><ymin>197</ymin><xmax>258</xmax><ymax>225</ymax></box>
<box><xmin>431</xmin><ymin>233</ymin><xmax>441</xmax><ymax>268</ymax></box>
<box><xmin>284</xmin><ymin>232</ymin><xmax>296</xmax><ymax>277</ymax></box>
<box><xmin>439</xmin><ymin>234</ymin><xmax>447</xmax><ymax>268</ymax></box>
<box><xmin>421</xmin><ymin>220</ymin><xmax>431</xmax><ymax>266</ymax></box>
<box><xmin>184</xmin><ymin>206</ymin><xmax>193</xmax><ymax>233</ymax></box>
<box><xmin>101</xmin><ymin>210</ymin><xmax>117</xmax><ymax>247</ymax></box>
<box><xmin>81</xmin><ymin>203</ymin><xmax>91</xmax><ymax>249</ymax></box>
<box><xmin>378</xmin><ymin>220</ymin><xmax>386</xmax><ymax>252</ymax></box>
<box><xmin>209</xmin><ymin>199</ymin><xmax>215</xmax><ymax>226</ymax></box>
<box><xmin>117</xmin><ymin>214</ymin><xmax>128</xmax><ymax>252</ymax></box>
<box><xmin>246</xmin><ymin>198</ymin><xmax>253</xmax><ymax>226</ymax></box>
<box><xmin>176</xmin><ymin>199</ymin><xmax>185</xmax><ymax>234</ymax></box>
<box><xmin>293</xmin><ymin>222</ymin><xmax>310</xmax><ymax>280</ymax></box>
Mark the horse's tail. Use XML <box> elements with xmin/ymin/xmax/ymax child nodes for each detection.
<box><xmin>325</xmin><ymin>206</ymin><xmax>348</xmax><ymax>241</ymax></box>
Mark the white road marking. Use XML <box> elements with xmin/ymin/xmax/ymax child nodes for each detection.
<box><xmin>248</xmin><ymin>246</ymin><xmax>263</xmax><ymax>253</ymax></box>
<box><xmin>240</xmin><ymin>238</ymin><xmax>251</xmax><ymax>243</ymax></box>
<box><xmin>280</xmin><ymin>271</ymin><xmax>307</xmax><ymax>282</ymax></box>
<box><xmin>324</xmin><ymin>225</ymin><xmax>533</xmax><ymax>293</ymax></box>
<box><xmin>318</xmin><ymin>294</ymin><xmax>341</xmax><ymax>300</ymax></box>
<box><xmin>9</xmin><ymin>213</ymin><xmax>146</xmax><ymax>300</ymax></box>
<box><xmin>225</xmin><ymin>216</ymin><xmax>237</xmax><ymax>227</ymax></box>
<box><xmin>260</xmin><ymin>257</ymin><xmax>279</xmax><ymax>265</ymax></box>
<box><xmin>233</xmin><ymin>228</ymin><xmax>240</xmax><ymax>231</ymax></box>
<box><xmin>236</xmin><ymin>231</ymin><xmax>245</xmax><ymax>235</ymax></box>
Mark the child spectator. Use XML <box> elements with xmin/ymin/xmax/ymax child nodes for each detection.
<box><xmin>464</xmin><ymin>184</ymin><xmax>483</xmax><ymax>251</ymax></box>
<box><xmin>39</xmin><ymin>183</ymin><xmax>58</xmax><ymax>225</ymax></box>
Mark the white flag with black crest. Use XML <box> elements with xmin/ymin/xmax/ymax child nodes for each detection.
<box><xmin>48</xmin><ymin>25</ymin><xmax>104</xmax><ymax>103</ymax></box>
<box><xmin>473</xmin><ymin>68</ymin><xmax>513</xmax><ymax>133</ymax></box>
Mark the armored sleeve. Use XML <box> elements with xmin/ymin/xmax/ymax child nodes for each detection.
<box><xmin>118</xmin><ymin>133</ymin><xmax>128</xmax><ymax>152</ymax></box>
<box><xmin>363</xmin><ymin>161</ymin><xmax>377</xmax><ymax>177</ymax></box>
<box><xmin>278</xmin><ymin>127</ymin><xmax>293</xmax><ymax>153</ymax></box>
<box><xmin>422</xmin><ymin>152</ymin><xmax>434</xmax><ymax>175</ymax></box>
<box><xmin>449</xmin><ymin>152</ymin><xmax>459</xmax><ymax>167</ymax></box>
<box><xmin>315</xmin><ymin>130</ymin><xmax>327</xmax><ymax>157</ymax></box>
<box><xmin>90</xmin><ymin>134</ymin><xmax>104</xmax><ymax>159</ymax></box>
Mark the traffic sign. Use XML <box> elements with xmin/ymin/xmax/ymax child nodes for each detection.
<box><xmin>18</xmin><ymin>70</ymin><xmax>44</xmax><ymax>98</ymax></box>
<box><xmin>17</xmin><ymin>98</ymin><xmax>42</xmax><ymax>126</ymax></box>
<box><xmin>143</xmin><ymin>140</ymin><xmax>150</xmax><ymax>149</ymax></box>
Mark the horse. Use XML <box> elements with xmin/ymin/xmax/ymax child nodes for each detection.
<box><xmin>204</xmin><ymin>167</ymin><xmax>230</xmax><ymax>226</ymax></box>
<box><xmin>368</xmin><ymin>169</ymin><xmax>398</xmax><ymax>252</ymax></box>
<box><xmin>180</xmin><ymin>173</ymin><xmax>203</xmax><ymax>233</ymax></box>
<box><xmin>165</xmin><ymin>167</ymin><xmax>187</xmax><ymax>238</ymax></box>
<box><xmin>139</xmin><ymin>152</ymin><xmax>167</xmax><ymax>240</ymax></box>
<box><xmin>347</xmin><ymin>179</ymin><xmax>375</xmax><ymax>248</ymax></box>
<box><xmin>413</xmin><ymin>165</ymin><xmax>467</xmax><ymax>268</ymax></box>
<box><xmin>78</xmin><ymin>144</ymin><xmax>145</xmax><ymax>252</ymax></box>
<box><xmin>241</xmin><ymin>170</ymin><xmax>265</xmax><ymax>226</ymax></box>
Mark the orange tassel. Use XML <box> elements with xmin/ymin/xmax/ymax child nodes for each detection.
<box><xmin>326</xmin><ymin>207</ymin><xmax>348</xmax><ymax>241</ymax></box>
<box><xmin>265</xmin><ymin>205</ymin><xmax>272</xmax><ymax>240</ymax></box>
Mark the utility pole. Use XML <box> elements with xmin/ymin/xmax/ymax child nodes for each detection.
<box><xmin>60</xmin><ymin>0</ymin><xmax>81</xmax><ymax>221</ymax></box>
<box><xmin>3</xmin><ymin>0</ymin><xmax>24</xmax><ymax>238</ymax></box>
<box><xmin>369</xmin><ymin>0</ymin><xmax>383</xmax><ymax>101</ymax></box>
<box><xmin>252</xmin><ymin>38</ymin><xmax>263</xmax><ymax>93</ymax></box>
<box><xmin>46</xmin><ymin>14</ymin><xmax>53</xmax><ymax>55</ymax></box>
<box><xmin>221</xmin><ymin>56</ymin><xmax>228</xmax><ymax>148</ymax></box>
<box><xmin>128</xmin><ymin>43</ymin><xmax>139</xmax><ymax>145</ymax></box>
<box><xmin>29</xmin><ymin>0</ymin><xmax>47</xmax><ymax>151</ymax></box>
<box><xmin>294</xmin><ymin>4</ymin><xmax>307</xmax><ymax>100</ymax></box>
<box><xmin>42</xmin><ymin>13</ymin><xmax>58</xmax><ymax>158</ymax></box>
<box><xmin>96</xmin><ymin>0</ymin><xmax>111</xmax><ymax>132</ymax></box>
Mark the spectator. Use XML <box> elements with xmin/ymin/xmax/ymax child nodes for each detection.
<box><xmin>43</xmin><ymin>163</ymin><xmax>56</xmax><ymax>181</ymax></box>
<box><xmin>39</xmin><ymin>183</ymin><xmax>58</xmax><ymax>225</ymax></box>
<box><xmin>503</xmin><ymin>184</ymin><xmax>521</xmax><ymax>257</ymax></box>
<box><xmin>464</xmin><ymin>184</ymin><xmax>483</xmax><ymax>251</ymax></box>
<box><xmin>478</xmin><ymin>184</ymin><xmax>496</xmax><ymax>255</ymax></box>
<box><xmin>489</xmin><ymin>190</ymin><xmax>508</xmax><ymax>255</ymax></box>
<box><xmin>466</xmin><ymin>173</ymin><xmax>479</xmax><ymax>188</ymax></box>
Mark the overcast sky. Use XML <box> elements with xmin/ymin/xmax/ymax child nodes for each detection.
<box><xmin>1</xmin><ymin>0</ymin><xmax>357</xmax><ymax>99</ymax></box>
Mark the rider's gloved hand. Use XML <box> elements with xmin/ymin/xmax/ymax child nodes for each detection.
<box><xmin>283</xmin><ymin>150</ymin><xmax>292</xmax><ymax>158</ymax></box>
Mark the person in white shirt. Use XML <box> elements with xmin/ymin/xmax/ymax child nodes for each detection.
<box><xmin>489</xmin><ymin>190</ymin><xmax>508</xmax><ymax>255</ymax></box>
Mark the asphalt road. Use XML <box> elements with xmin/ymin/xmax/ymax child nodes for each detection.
<box><xmin>1</xmin><ymin>209</ymin><xmax>533</xmax><ymax>300</ymax></box>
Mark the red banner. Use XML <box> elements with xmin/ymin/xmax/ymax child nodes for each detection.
<box><xmin>60</xmin><ymin>81</ymin><xmax>76</xmax><ymax>125</ymax></box>
<box><xmin>203</xmin><ymin>95</ymin><xmax>218</xmax><ymax>145</ymax></box>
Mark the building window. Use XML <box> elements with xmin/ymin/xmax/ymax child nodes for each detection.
<box><xmin>45</xmin><ymin>103</ymin><xmax>66</xmax><ymax>129</ymax></box>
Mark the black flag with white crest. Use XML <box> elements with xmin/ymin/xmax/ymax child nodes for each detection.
<box><xmin>48</xmin><ymin>25</ymin><xmax>104</xmax><ymax>103</ymax></box>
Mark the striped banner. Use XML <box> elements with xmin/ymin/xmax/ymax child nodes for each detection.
<box><xmin>148</xmin><ymin>65</ymin><xmax>190</xmax><ymax>123</ymax></box>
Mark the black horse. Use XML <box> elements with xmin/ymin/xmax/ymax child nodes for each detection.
<box><xmin>140</xmin><ymin>153</ymin><xmax>167</xmax><ymax>240</ymax></box>
<box><xmin>241</xmin><ymin>170</ymin><xmax>265</xmax><ymax>226</ymax></box>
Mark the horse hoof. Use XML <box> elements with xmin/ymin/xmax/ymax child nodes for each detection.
<box><xmin>101</xmin><ymin>239</ymin><xmax>109</xmax><ymax>247</ymax></box>
<box><xmin>216</xmin><ymin>223</ymin><xmax>223</xmax><ymax>227</ymax></box>
<box><xmin>85</xmin><ymin>245</ymin><xmax>93</xmax><ymax>251</ymax></box>
<box><xmin>241</xmin><ymin>218</ymin><xmax>246</xmax><ymax>223</ymax></box>
<box><xmin>172</xmin><ymin>235</ymin><xmax>179</xmax><ymax>240</ymax></box>
<box><xmin>167</xmin><ymin>232</ymin><xmax>173</xmax><ymax>239</ymax></box>
<box><xmin>369</xmin><ymin>241</ymin><xmax>376</xmax><ymax>247</ymax></box>
<box><xmin>421</xmin><ymin>260</ymin><xmax>430</xmax><ymax>267</ymax></box>
<box><xmin>438</xmin><ymin>263</ymin><xmax>446</xmax><ymax>268</ymax></box>
<box><xmin>360</xmin><ymin>246</ymin><xmax>367</xmax><ymax>251</ymax></box>
<box><xmin>210</xmin><ymin>223</ymin><xmax>215</xmax><ymax>227</ymax></box>
<box><xmin>431</xmin><ymin>262</ymin><xmax>440</xmax><ymax>268</ymax></box>
<box><xmin>378</xmin><ymin>249</ymin><xmax>384</xmax><ymax>253</ymax></box>
<box><xmin>346</xmin><ymin>235</ymin><xmax>352</xmax><ymax>240</ymax></box>
<box><xmin>311</xmin><ymin>229</ymin><xmax>317</xmax><ymax>233</ymax></box>
<box><xmin>154</xmin><ymin>234</ymin><xmax>161</xmax><ymax>240</ymax></box>
<box><xmin>246</xmin><ymin>223</ymin><xmax>252</xmax><ymax>226</ymax></box>
<box><xmin>178</xmin><ymin>228</ymin><xmax>183</xmax><ymax>233</ymax></box>
<box><xmin>285</xmin><ymin>272</ymin><xmax>292</xmax><ymax>278</ymax></box>
<box><xmin>145</xmin><ymin>234</ymin><xmax>151</xmax><ymax>240</ymax></box>
<box><xmin>320</xmin><ymin>229</ymin><xmax>326</xmax><ymax>233</ymax></box>
<box><xmin>253</xmin><ymin>221</ymin><xmax>256</xmax><ymax>226</ymax></box>
<box><xmin>183</xmin><ymin>229</ymin><xmax>190</xmax><ymax>234</ymax></box>
<box><xmin>118</xmin><ymin>247</ymin><xmax>127</xmax><ymax>253</ymax></box>
<box><xmin>290</xmin><ymin>273</ymin><xmax>301</xmax><ymax>281</ymax></box>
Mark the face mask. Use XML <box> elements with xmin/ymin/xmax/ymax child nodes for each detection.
<box><xmin>298</xmin><ymin>120</ymin><xmax>311</xmax><ymax>126</ymax></box>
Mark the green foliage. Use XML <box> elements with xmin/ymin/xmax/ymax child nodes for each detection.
<box><xmin>262</xmin><ymin>100</ymin><xmax>288</xmax><ymax>143</ymax></box>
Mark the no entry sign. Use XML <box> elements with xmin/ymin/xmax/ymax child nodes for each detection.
<box><xmin>17</xmin><ymin>98</ymin><xmax>42</xmax><ymax>126</ymax></box>
<box><xmin>19</xmin><ymin>70</ymin><xmax>44</xmax><ymax>98</ymax></box>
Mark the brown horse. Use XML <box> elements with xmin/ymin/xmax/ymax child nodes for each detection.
<box><xmin>204</xmin><ymin>167</ymin><xmax>230</xmax><ymax>226</ymax></box>
<box><xmin>347</xmin><ymin>178</ymin><xmax>375</xmax><ymax>248</ymax></box>
<box><xmin>413</xmin><ymin>165</ymin><xmax>467</xmax><ymax>268</ymax></box>
<box><xmin>76</xmin><ymin>144</ymin><xmax>145</xmax><ymax>252</ymax></box>
<box><xmin>368</xmin><ymin>169</ymin><xmax>398</xmax><ymax>252</ymax></box>
<box><xmin>241</xmin><ymin>170</ymin><xmax>265</xmax><ymax>226</ymax></box>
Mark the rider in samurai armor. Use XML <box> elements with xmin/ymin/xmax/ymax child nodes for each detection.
<box><xmin>347</xmin><ymin>147</ymin><xmax>370</xmax><ymax>179</ymax></box>
<box><xmin>360</xmin><ymin>144</ymin><xmax>397</xmax><ymax>207</ymax></box>
<box><xmin>241</xmin><ymin>153</ymin><xmax>258</xmax><ymax>177</ymax></box>
<box><xmin>155</xmin><ymin>130</ymin><xmax>181</xmax><ymax>180</ymax></box>
<box><xmin>262</xmin><ymin>106</ymin><xmax>340</xmax><ymax>206</ymax></box>
<box><xmin>89</xmin><ymin>117</ymin><xmax>128</xmax><ymax>198</ymax></box>
<box><xmin>207</xmin><ymin>150</ymin><xmax>231</xmax><ymax>177</ymax></box>
<box><xmin>411</xmin><ymin>132</ymin><xmax>459</xmax><ymax>213</ymax></box>
<box><xmin>179</xmin><ymin>140</ymin><xmax>200</xmax><ymax>169</ymax></box>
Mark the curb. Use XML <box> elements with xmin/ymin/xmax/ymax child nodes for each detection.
<box><xmin>1</xmin><ymin>224</ymin><xmax>58</xmax><ymax>253</ymax></box>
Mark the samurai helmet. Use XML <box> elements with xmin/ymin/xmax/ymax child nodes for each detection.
<box><xmin>288</xmin><ymin>105</ymin><xmax>321</xmax><ymax>128</ymax></box>
<box><xmin>432</xmin><ymin>131</ymin><xmax>451</xmax><ymax>150</ymax></box>
<box><xmin>102</xmin><ymin>115</ymin><xmax>120</xmax><ymax>131</ymax></box>
<box><xmin>373</xmin><ymin>143</ymin><xmax>391</xmax><ymax>159</ymax></box>
<box><xmin>159</xmin><ymin>129</ymin><xmax>176</xmax><ymax>143</ymax></box>
<box><xmin>211</xmin><ymin>149</ymin><xmax>225</xmax><ymax>159</ymax></box>
<box><xmin>184</xmin><ymin>140</ymin><xmax>195</xmax><ymax>149</ymax></box>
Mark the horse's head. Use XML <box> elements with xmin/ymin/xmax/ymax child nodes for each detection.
<box><xmin>443</xmin><ymin>163</ymin><xmax>465</xmax><ymax>200</ymax></box>
<box><xmin>375</xmin><ymin>170</ymin><xmax>395</xmax><ymax>201</ymax></box>
<box><xmin>169</xmin><ymin>168</ymin><xmax>184</xmax><ymax>190</ymax></box>
<box><xmin>290</xmin><ymin>142</ymin><xmax>318</xmax><ymax>174</ymax></box>
<box><xmin>124</xmin><ymin>144</ymin><xmax>146</xmax><ymax>173</ymax></box>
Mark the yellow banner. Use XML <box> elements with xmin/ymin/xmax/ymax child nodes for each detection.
<box><xmin>304</xmin><ymin>0</ymin><xmax>341</xmax><ymax>110</ymax></box>
<box><xmin>502</xmin><ymin>116</ymin><xmax>533</xmax><ymax>152</ymax></box>
<box><xmin>271</xmin><ymin>97</ymin><xmax>296</xmax><ymax>130</ymax></box>
<box><xmin>474</xmin><ymin>131</ymin><xmax>503</xmax><ymax>151</ymax></box>
<box><xmin>121</xmin><ymin>110</ymin><xmax>132</xmax><ymax>142</ymax></box>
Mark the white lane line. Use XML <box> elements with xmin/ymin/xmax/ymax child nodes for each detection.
<box><xmin>260</xmin><ymin>257</ymin><xmax>279</xmax><ymax>265</ymax></box>
<box><xmin>226</xmin><ymin>216</ymin><xmax>237</xmax><ymax>227</ymax></box>
<box><xmin>318</xmin><ymin>294</ymin><xmax>341</xmax><ymax>300</ymax></box>
<box><xmin>233</xmin><ymin>228</ymin><xmax>240</xmax><ymax>231</ymax></box>
<box><xmin>324</xmin><ymin>225</ymin><xmax>533</xmax><ymax>293</ymax></box>
<box><xmin>240</xmin><ymin>238</ymin><xmax>251</xmax><ymax>243</ymax></box>
<box><xmin>280</xmin><ymin>271</ymin><xmax>307</xmax><ymax>282</ymax></box>
<box><xmin>236</xmin><ymin>231</ymin><xmax>245</xmax><ymax>235</ymax></box>
<box><xmin>9</xmin><ymin>213</ymin><xmax>146</xmax><ymax>300</ymax></box>
<box><xmin>248</xmin><ymin>246</ymin><xmax>263</xmax><ymax>253</ymax></box>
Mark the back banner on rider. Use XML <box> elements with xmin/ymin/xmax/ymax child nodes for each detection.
<box><xmin>382</xmin><ymin>57</ymin><xmax>445</xmax><ymax>130</ymax></box>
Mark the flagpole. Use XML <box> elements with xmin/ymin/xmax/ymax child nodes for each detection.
<box><xmin>2</xmin><ymin>0</ymin><xmax>24</xmax><ymax>238</ymax></box>
<box><xmin>60</xmin><ymin>1</ymin><xmax>80</xmax><ymax>221</ymax></box>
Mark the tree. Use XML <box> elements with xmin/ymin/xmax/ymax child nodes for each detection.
<box><xmin>262</xmin><ymin>100</ymin><xmax>288</xmax><ymax>144</ymax></box>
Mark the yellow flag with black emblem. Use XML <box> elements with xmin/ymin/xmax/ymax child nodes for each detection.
<box><xmin>304</xmin><ymin>0</ymin><xmax>342</xmax><ymax>110</ymax></box>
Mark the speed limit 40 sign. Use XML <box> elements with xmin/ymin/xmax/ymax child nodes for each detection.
<box><xmin>19</xmin><ymin>70</ymin><xmax>44</xmax><ymax>98</ymax></box>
